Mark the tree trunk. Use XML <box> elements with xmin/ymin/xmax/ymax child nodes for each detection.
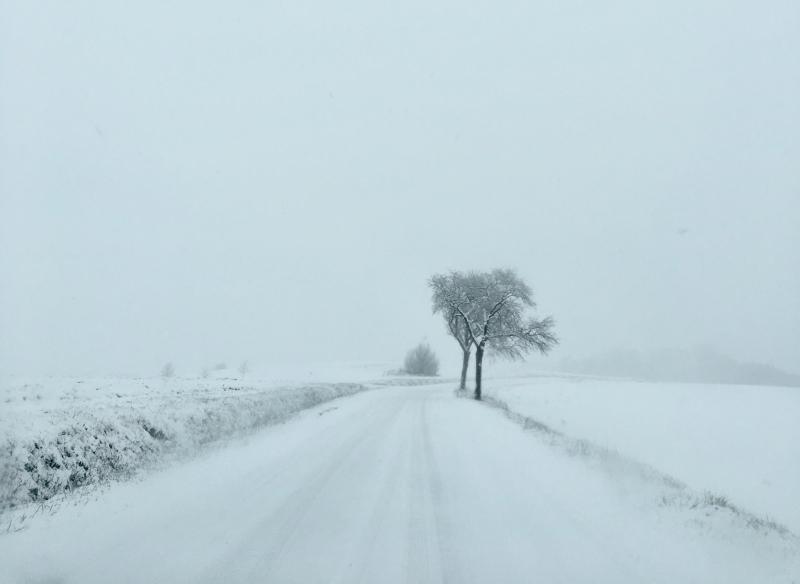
<box><xmin>474</xmin><ymin>343</ymin><xmax>484</xmax><ymax>400</ymax></box>
<box><xmin>459</xmin><ymin>349</ymin><xmax>471</xmax><ymax>390</ymax></box>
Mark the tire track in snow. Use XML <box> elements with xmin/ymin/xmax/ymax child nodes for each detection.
<box><xmin>202</xmin><ymin>394</ymin><xmax>408</xmax><ymax>583</ymax></box>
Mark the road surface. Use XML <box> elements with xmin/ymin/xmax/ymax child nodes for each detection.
<box><xmin>1</xmin><ymin>384</ymin><xmax>796</xmax><ymax>583</ymax></box>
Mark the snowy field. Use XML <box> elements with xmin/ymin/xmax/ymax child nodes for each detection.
<box><xmin>0</xmin><ymin>363</ymin><xmax>439</xmax><ymax>516</ymax></box>
<box><xmin>485</xmin><ymin>375</ymin><xmax>800</xmax><ymax>534</ymax></box>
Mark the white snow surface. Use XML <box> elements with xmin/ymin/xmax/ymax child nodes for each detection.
<box><xmin>485</xmin><ymin>375</ymin><xmax>800</xmax><ymax>533</ymax></box>
<box><xmin>0</xmin><ymin>380</ymin><xmax>798</xmax><ymax>583</ymax></box>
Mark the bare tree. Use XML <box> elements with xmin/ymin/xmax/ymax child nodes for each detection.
<box><xmin>161</xmin><ymin>362</ymin><xmax>175</xmax><ymax>379</ymax></box>
<box><xmin>430</xmin><ymin>269</ymin><xmax>557</xmax><ymax>399</ymax></box>
<box><xmin>430</xmin><ymin>273</ymin><xmax>474</xmax><ymax>389</ymax></box>
<box><xmin>238</xmin><ymin>360</ymin><xmax>250</xmax><ymax>379</ymax></box>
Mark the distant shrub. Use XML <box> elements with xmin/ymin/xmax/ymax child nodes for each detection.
<box><xmin>161</xmin><ymin>362</ymin><xmax>175</xmax><ymax>378</ymax></box>
<box><xmin>404</xmin><ymin>343</ymin><xmax>439</xmax><ymax>376</ymax></box>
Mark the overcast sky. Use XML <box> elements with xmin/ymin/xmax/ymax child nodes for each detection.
<box><xmin>1</xmin><ymin>1</ymin><xmax>798</xmax><ymax>377</ymax></box>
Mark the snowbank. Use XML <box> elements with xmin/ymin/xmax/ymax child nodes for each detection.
<box><xmin>485</xmin><ymin>376</ymin><xmax>800</xmax><ymax>533</ymax></box>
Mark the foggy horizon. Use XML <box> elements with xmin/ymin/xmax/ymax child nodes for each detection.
<box><xmin>2</xmin><ymin>1</ymin><xmax>798</xmax><ymax>379</ymax></box>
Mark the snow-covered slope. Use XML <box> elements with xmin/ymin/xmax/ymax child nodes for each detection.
<box><xmin>485</xmin><ymin>375</ymin><xmax>800</xmax><ymax>533</ymax></box>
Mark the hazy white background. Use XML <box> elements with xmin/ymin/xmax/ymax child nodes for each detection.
<box><xmin>1</xmin><ymin>1</ymin><xmax>798</xmax><ymax>377</ymax></box>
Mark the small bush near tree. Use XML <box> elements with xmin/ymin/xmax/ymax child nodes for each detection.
<box><xmin>404</xmin><ymin>343</ymin><xmax>439</xmax><ymax>376</ymax></box>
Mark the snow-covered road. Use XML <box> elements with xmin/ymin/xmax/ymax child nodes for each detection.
<box><xmin>1</xmin><ymin>384</ymin><xmax>797</xmax><ymax>583</ymax></box>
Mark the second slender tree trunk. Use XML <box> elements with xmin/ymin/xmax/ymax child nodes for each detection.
<box><xmin>460</xmin><ymin>349</ymin><xmax>471</xmax><ymax>390</ymax></box>
<box><xmin>474</xmin><ymin>343</ymin><xmax>484</xmax><ymax>400</ymax></box>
